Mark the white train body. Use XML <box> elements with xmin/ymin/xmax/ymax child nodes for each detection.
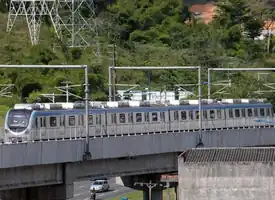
<box><xmin>3</xmin><ymin>99</ymin><xmax>275</xmax><ymax>143</ymax></box>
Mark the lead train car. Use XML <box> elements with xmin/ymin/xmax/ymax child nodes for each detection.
<box><xmin>3</xmin><ymin>99</ymin><xmax>275</xmax><ymax>142</ymax></box>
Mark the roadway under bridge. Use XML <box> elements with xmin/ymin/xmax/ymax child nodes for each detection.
<box><xmin>179</xmin><ymin>147</ymin><xmax>275</xmax><ymax>200</ymax></box>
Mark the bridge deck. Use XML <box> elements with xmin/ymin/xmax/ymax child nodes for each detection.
<box><xmin>181</xmin><ymin>147</ymin><xmax>275</xmax><ymax>163</ymax></box>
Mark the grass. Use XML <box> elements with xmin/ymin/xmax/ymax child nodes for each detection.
<box><xmin>107</xmin><ymin>188</ymin><xmax>177</xmax><ymax>200</ymax></box>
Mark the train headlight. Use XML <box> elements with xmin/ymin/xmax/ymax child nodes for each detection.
<box><xmin>4</xmin><ymin>129</ymin><xmax>9</xmax><ymax>134</ymax></box>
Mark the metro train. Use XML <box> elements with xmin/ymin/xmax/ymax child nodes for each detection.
<box><xmin>3</xmin><ymin>99</ymin><xmax>275</xmax><ymax>143</ymax></box>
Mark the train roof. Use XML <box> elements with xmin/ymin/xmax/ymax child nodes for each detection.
<box><xmin>12</xmin><ymin>98</ymin><xmax>271</xmax><ymax>111</ymax></box>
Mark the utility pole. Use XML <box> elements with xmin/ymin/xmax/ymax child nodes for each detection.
<box><xmin>134</xmin><ymin>180</ymin><xmax>163</xmax><ymax>200</ymax></box>
<box><xmin>55</xmin><ymin>81</ymin><xmax>82</xmax><ymax>102</ymax></box>
<box><xmin>108</xmin><ymin>43</ymin><xmax>117</xmax><ymax>101</ymax></box>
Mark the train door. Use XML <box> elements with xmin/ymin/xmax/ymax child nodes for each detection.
<box><xmin>38</xmin><ymin>116</ymin><xmax>46</xmax><ymax>140</ymax></box>
<box><xmin>143</xmin><ymin>112</ymin><xmax>150</xmax><ymax>133</ymax></box>
<box><xmin>150</xmin><ymin>112</ymin><xmax>159</xmax><ymax>133</ymax></box>
<box><xmin>127</xmin><ymin>112</ymin><xmax>134</xmax><ymax>134</ymax></box>
<box><xmin>59</xmin><ymin>115</ymin><xmax>65</xmax><ymax>138</ymax></box>
<box><xmin>160</xmin><ymin>111</ymin><xmax>166</xmax><ymax>132</ymax></box>
<box><xmin>48</xmin><ymin>116</ymin><xmax>58</xmax><ymax>139</ymax></box>
<box><xmin>118</xmin><ymin>112</ymin><xmax>127</xmax><ymax>135</ymax></box>
<box><xmin>77</xmin><ymin>114</ymin><xmax>84</xmax><ymax>138</ymax></box>
<box><xmin>107</xmin><ymin>112</ymin><xmax>117</xmax><ymax>135</ymax></box>
<box><xmin>133</xmin><ymin>112</ymin><xmax>143</xmax><ymax>134</ymax></box>
<box><xmin>95</xmin><ymin>114</ymin><xmax>102</xmax><ymax>136</ymax></box>
<box><xmin>66</xmin><ymin>115</ymin><xmax>76</xmax><ymax>139</ymax></box>
<box><xmin>88</xmin><ymin>114</ymin><xmax>94</xmax><ymax>137</ymax></box>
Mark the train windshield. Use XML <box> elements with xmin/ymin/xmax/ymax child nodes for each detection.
<box><xmin>7</xmin><ymin>109</ymin><xmax>32</xmax><ymax>128</ymax></box>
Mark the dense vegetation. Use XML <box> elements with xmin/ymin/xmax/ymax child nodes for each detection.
<box><xmin>0</xmin><ymin>0</ymin><xmax>274</xmax><ymax>113</ymax></box>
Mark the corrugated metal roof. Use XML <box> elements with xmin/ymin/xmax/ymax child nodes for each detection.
<box><xmin>181</xmin><ymin>147</ymin><xmax>275</xmax><ymax>163</ymax></box>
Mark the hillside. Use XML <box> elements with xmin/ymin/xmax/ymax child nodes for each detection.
<box><xmin>0</xmin><ymin>0</ymin><xmax>274</xmax><ymax>114</ymax></box>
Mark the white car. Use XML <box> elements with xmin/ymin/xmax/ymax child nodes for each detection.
<box><xmin>90</xmin><ymin>180</ymin><xmax>110</xmax><ymax>193</ymax></box>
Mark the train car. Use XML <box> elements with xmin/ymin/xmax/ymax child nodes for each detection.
<box><xmin>3</xmin><ymin>99</ymin><xmax>275</xmax><ymax>143</ymax></box>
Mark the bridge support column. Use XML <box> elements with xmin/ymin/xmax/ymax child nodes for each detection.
<box><xmin>174</xmin><ymin>185</ymin><xmax>178</xmax><ymax>200</ymax></box>
<box><xmin>143</xmin><ymin>188</ymin><xmax>163</xmax><ymax>200</ymax></box>
<box><xmin>0</xmin><ymin>183</ymin><xmax>74</xmax><ymax>200</ymax></box>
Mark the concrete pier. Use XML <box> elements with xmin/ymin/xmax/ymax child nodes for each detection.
<box><xmin>178</xmin><ymin>147</ymin><xmax>275</xmax><ymax>200</ymax></box>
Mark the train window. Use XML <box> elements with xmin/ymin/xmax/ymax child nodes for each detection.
<box><xmin>60</xmin><ymin>116</ymin><xmax>65</xmax><ymax>126</ymax></box>
<box><xmin>260</xmin><ymin>108</ymin><xmax>265</xmax><ymax>116</ymax></box>
<box><xmin>189</xmin><ymin>111</ymin><xmax>193</xmax><ymax>120</ymax></box>
<box><xmin>266</xmin><ymin>108</ymin><xmax>270</xmax><ymax>116</ymax></box>
<box><xmin>69</xmin><ymin>116</ymin><xmax>75</xmax><ymax>126</ymax></box>
<box><xmin>119</xmin><ymin>113</ymin><xmax>126</xmax><ymax>123</ymax></box>
<box><xmin>229</xmin><ymin>109</ymin><xmax>233</xmax><ymax>118</ymax></box>
<box><xmin>88</xmin><ymin>115</ymin><xmax>93</xmax><ymax>125</ymax></box>
<box><xmin>254</xmin><ymin>108</ymin><xmax>258</xmax><ymax>117</ymax></box>
<box><xmin>96</xmin><ymin>115</ymin><xmax>101</xmax><ymax>124</ymax></box>
<box><xmin>128</xmin><ymin>113</ymin><xmax>133</xmax><ymax>123</ymax></box>
<box><xmin>241</xmin><ymin>109</ymin><xmax>245</xmax><ymax>117</ymax></box>
<box><xmin>144</xmin><ymin>112</ymin><xmax>149</xmax><ymax>122</ymax></box>
<box><xmin>217</xmin><ymin>110</ymin><xmax>221</xmax><ymax>119</ymax></box>
<box><xmin>181</xmin><ymin>111</ymin><xmax>186</xmax><ymax>120</ymax></box>
<box><xmin>203</xmin><ymin>110</ymin><xmax>207</xmax><ymax>119</ymax></box>
<box><xmin>248</xmin><ymin>108</ymin><xmax>253</xmax><ymax>117</ymax></box>
<box><xmin>50</xmin><ymin>117</ymin><xmax>57</xmax><ymax>127</ymax></box>
<box><xmin>136</xmin><ymin>113</ymin><xmax>142</xmax><ymax>122</ymax></box>
<box><xmin>174</xmin><ymin>111</ymin><xmax>179</xmax><ymax>121</ymax></box>
<box><xmin>36</xmin><ymin>118</ymin><xmax>39</xmax><ymax>128</ymax></box>
<box><xmin>79</xmin><ymin>115</ymin><xmax>84</xmax><ymax>125</ymax></box>
<box><xmin>111</xmin><ymin>113</ymin><xmax>117</xmax><ymax>124</ymax></box>
<box><xmin>152</xmin><ymin>112</ymin><xmax>158</xmax><ymax>122</ymax></box>
<box><xmin>195</xmin><ymin>111</ymin><xmax>199</xmax><ymax>120</ymax></box>
<box><xmin>235</xmin><ymin>109</ymin><xmax>240</xmax><ymax>118</ymax></box>
<box><xmin>160</xmin><ymin>112</ymin><xmax>165</xmax><ymax>121</ymax></box>
<box><xmin>40</xmin><ymin>117</ymin><xmax>46</xmax><ymax>127</ymax></box>
<box><xmin>210</xmin><ymin>110</ymin><xmax>215</xmax><ymax>119</ymax></box>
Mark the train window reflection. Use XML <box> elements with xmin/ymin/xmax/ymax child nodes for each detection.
<box><xmin>7</xmin><ymin>110</ymin><xmax>31</xmax><ymax>128</ymax></box>
<box><xmin>69</xmin><ymin>116</ymin><xmax>75</xmax><ymax>126</ymax></box>
<box><xmin>119</xmin><ymin>113</ymin><xmax>126</xmax><ymax>123</ymax></box>
<box><xmin>248</xmin><ymin>109</ymin><xmax>253</xmax><ymax>117</ymax></box>
<box><xmin>136</xmin><ymin>113</ymin><xmax>142</xmax><ymax>122</ymax></box>
<box><xmin>181</xmin><ymin>111</ymin><xmax>186</xmax><ymax>120</ymax></box>
<box><xmin>210</xmin><ymin>110</ymin><xmax>215</xmax><ymax>119</ymax></box>
<box><xmin>235</xmin><ymin>109</ymin><xmax>240</xmax><ymax>117</ymax></box>
<box><xmin>152</xmin><ymin>112</ymin><xmax>158</xmax><ymax>122</ymax></box>
<box><xmin>50</xmin><ymin>117</ymin><xmax>57</xmax><ymax>127</ymax></box>
<box><xmin>260</xmin><ymin>108</ymin><xmax>265</xmax><ymax>116</ymax></box>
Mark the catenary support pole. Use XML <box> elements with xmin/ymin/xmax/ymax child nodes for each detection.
<box><xmin>108</xmin><ymin>66</ymin><xmax>203</xmax><ymax>147</ymax></box>
<box><xmin>83</xmin><ymin>65</ymin><xmax>91</xmax><ymax>160</ymax></box>
<box><xmin>0</xmin><ymin>64</ymin><xmax>91</xmax><ymax>160</ymax></box>
<box><xmin>208</xmin><ymin>67</ymin><xmax>275</xmax><ymax>99</ymax></box>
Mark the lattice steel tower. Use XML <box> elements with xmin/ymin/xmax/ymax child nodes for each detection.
<box><xmin>6</xmin><ymin>0</ymin><xmax>98</xmax><ymax>48</ymax></box>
